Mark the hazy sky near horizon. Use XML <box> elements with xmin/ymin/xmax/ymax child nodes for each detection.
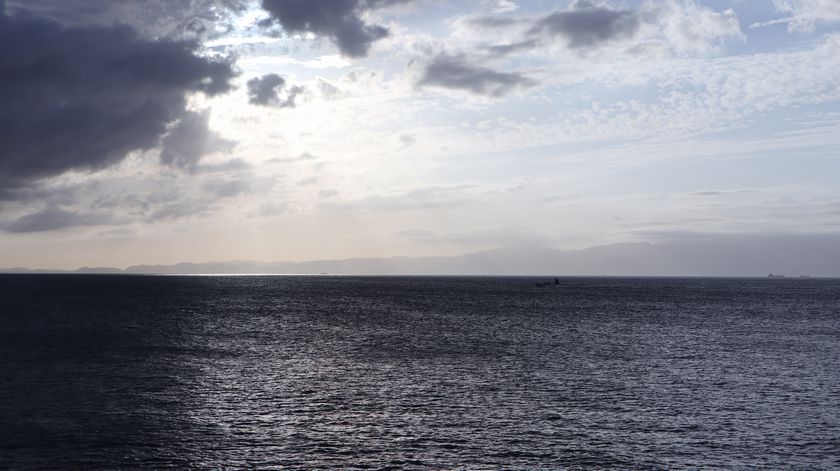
<box><xmin>1</xmin><ymin>0</ymin><xmax>839</xmax><ymax>269</ymax></box>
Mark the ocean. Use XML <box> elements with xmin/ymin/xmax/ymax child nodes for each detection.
<box><xmin>1</xmin><ymin>275</ymin><xmax>839</xmax><ymax>469</ymax></box>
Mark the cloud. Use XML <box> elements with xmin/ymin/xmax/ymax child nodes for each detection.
<box><xmin>256</xmin><ymin>202</ymin><xmax>289</xmax><ymax>217</ymax></box>
<box><xmin>398</xmin><ymin>134</ymin><xmax>416</xmax><ymax>148</ymax></box>
<box><xmin>417</xmin><ymin>54</ymin><xmax>535</xmax><ymax>97</ymax></box>
<box><xmin>484</xmin><ymin>39</ymin><xmax>539</xmax><ymax>56</ymax></box>
<box><xmin>202</xmin><ymin>178</ymin><xmax>255</xmax><ymax>198</ymax></box>
<box><xmin>4</xmin><ymin>0</ymin><xmax>247</xmax><ymax>40</ymax></box>
<box><xmin>529</xmin><ymin>0</ymin><xmax>640</xmax><ymax>48</ymax></box>
<box><xmin>0</xmin><ymin>8</ymin><xmax>235</xmax><ymax>193</ymax></box>
<box><xmin>464</xmin><ymin>0</ymin><xmax>742</xmax><ymax>57</ymax></box>
<box><xmin>757</xmin><ymin>0</ymin><xmax>840</xmax><ymax>32</ymax></box>
<box><xmin>247</xmin><ymin>73</ymin><xmax>305</xmax><ymax>107</ymax></box>
<box><xmin>196</xmin><ymin>158</ymin><xmax>252</xmax><ymax>174</ymax></box>
<box><xmin>268</xmin><ymin>152</ymin><xmax>319</xmax><ymax>163</ymax></box>
<box><xmin>4</xmin><ymin>206</ymin><xmax>119</xmax><ymax>233</ymax></box>
<box><xmin>160</xmin><ymin>110</ymin><xmax>236</xmax><ymax>171</ymax></box>
<box><xmin>147</xmin><ymin>200</ymin><xmax>214</xmax><ymax>222</ymax></box>
<box><xmin>655</xmin><ymin>0</ymin><xmax>742</xmax><ymax>54</ymax></box>
<box><xmin>11</xmin><ymin>159</ymin><xmax>276</xmax><ymax>229</ymax></box>
<box><xmin>466</xmin><ymin>16</ymin><xmax>522</xmax><ymax>29</ymax></box>
<box><xmin>316</xmin><ymin>78</ymin><xmax>343</xmax><ymax>98</ymax></box>
<box><xmin>248</xmin><ymin>74</ymin><xmax>286</xmax><ymax>105</ymax></box>
<box><xmin>493</xmin><ymin>1</ymin><xmax>518</xmax><ymax>14</ymax></box>
<box><xmin>259</xmin><ymin>0</ymin><xmax>409</xmax><ymax>57</ymax></box>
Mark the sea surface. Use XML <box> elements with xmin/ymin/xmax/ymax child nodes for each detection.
<box><xmin>1</xmin><ymin>275</ymin><xmax>839</xmax><ymax>469</ymax></box>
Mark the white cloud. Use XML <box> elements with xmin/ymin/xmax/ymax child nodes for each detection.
<box><xmin>764</xmin><ymin>0</ymin><xmax>840</xmax><ymax>32</ymax></box>
<box><xmin>652</xmin><ymin>0</ymin><xmax>744</xmax><ymax>54</ymax></box>
<box><xmin>6</xmin><ymin>1</ymin><xmax>840</xmax><ymax>269</ymax></box>
<box><xmin>240</xmin><ymin>54</ymin><xmax>353</xmax><ymax>70</ymax></box>
<box><xmin>492</xmin><ymin>1</ymin><xmax>518</xmax><ymax>14</ymax></box>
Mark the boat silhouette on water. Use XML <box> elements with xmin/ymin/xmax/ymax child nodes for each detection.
<box><xmin>536</xmin><ymin>278</ymin><xmax>561</xmax><ymax>287</ymax></box>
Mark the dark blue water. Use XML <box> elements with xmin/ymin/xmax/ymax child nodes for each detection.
<box><xmin>1</xmin><ymin>275</ymin><xmax>839</xmax><ymax>469</ymax></box>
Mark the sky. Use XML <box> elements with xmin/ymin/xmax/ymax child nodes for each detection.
<box><xmin>1</xmin><ymin>0</ymin><xmax>839</xmax><ymax>270</ymax></box>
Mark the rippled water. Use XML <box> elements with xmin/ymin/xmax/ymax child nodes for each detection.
<box><xmin>1</xmin><ymin>275</ymin><xmax>839</xmax><ymax>469</ymax></box>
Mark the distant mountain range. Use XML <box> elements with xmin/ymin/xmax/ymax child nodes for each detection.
<box><xmin>4</xmin><ymin>235</ymin><xmax>840</xmax><ymax>276</ymax></box>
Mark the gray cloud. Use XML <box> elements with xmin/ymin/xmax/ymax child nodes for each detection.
<box><xmin>196</xmin><ymin>158</ymin><xmax>252</xmax><ymax>174</ymax></box>
<box><xmin>484</xmin><ymin>39</ymin><xmax>539</xmax><ymax>56</ymax></box>
<box><xmin>259</xmin><ymin>0</ymin><xmax>409</xmax><ymax>57</ymax></box>
<box><xmin>147</xmin><ymin>200</ymin><xmax>214</xmax><ymax>222</ymax></box>
<box><xmin>398</xmin><ymin>134</ymin><xmax>416</xmax><ymax>148</ymax></box>
<box><xmin>466</xmin><ymin>0</ymin><xmax>642</xmax><ymax>57</ymax></box>
<box><xmin>467</xmin><ymin>15</ymin><xmax>522</xmax><ymax>29</ymax></box>
<box><xmin>203</xmin><ymin>172</ymin><xmax>275</xmax><ymax>199</ymax></box>
<box><xmin>684</xmin><ymin>189</ymin><xmax>752</xmax><ymax>197</ymax></box>
<box><xmin>2</xmin><ymin>156</ymin><xmax>270</xmax><ymax>231</ymax></box>
<box><xmin>5</xmin><ymin>206</ymin><xmax>119</xmax><ymax>233</ymax></box>
<box><xmin>0</xmin><ymin>7</ymin><xmax>235</xmax><ymax>193</ymax></box>
<box><xmin>160</xmin><ymin>110</ymin><xmax>236</xmax><ymax>171</ymax></box>
<box><xmin>529</xmin><ymin>0</ymin><xmax>640</xmax><ymax>48</ymax></box>
<box><xmin>248</xmin><ymin>74</ymin><xmax>286</xmax><ymax>105</ymax></box>
<box><xmin>247</xmin><ymin>73</ymin><xmax>305</xmax><ymax>107</ymax></box>
<box><xmin>0</xmin><ymin>181</ymin><xmax>84</xmax><ymax>206</ymax></box>
<box><xmin>418</xmin><ymin>54</ymin><xmax>535</xmax><ymax>97</ymax></box>
<box><xmin>203</xmin><ymin>178</ymin><xmax>254</xmax><ymax>198</ymax></box>
<box><xmin>5</xmin><ymin>0</ymin><xmax>247</xmax><ymax>40</ymax></box>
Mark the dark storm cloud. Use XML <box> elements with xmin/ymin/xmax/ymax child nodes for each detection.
<box><xmin>259</xmin><ymin>0</ymin><xmax>409</xmax><ymax>57</ymax></box>
<box><xmin>5</xmin><ymin>206</ymin><xmax>119</xmax><ymax>233</ymax></box>
<box><xmin>530</xmin><ymin>0</ymin><xmax>640</xmax><ymax>48</ymax></box>
<box><xmin>247</xmin><ymin>73</ymin><xmax>305</xmax><ymax>107</ymax></box>
<box><xmin>4</xmin><ymin>0</ymin><xmax>247</xmax><ymax>40</ymax></box>
<box><xmin>160</xmin><ymin>110</ymin><xmax>236</xmax><ymax>171</ymax></box>
<box><xmin>418</xmin><ymin>54</ymin><xmax>535</xmax><ymax>97</ymax></box>
<box><xmin>0</xmin><ymin>8</ymin><xmax>235</xmax><ymax>193</ymax></box>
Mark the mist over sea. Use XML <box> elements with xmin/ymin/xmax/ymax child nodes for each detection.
<box><xmin>1</xmin><ymin>275</ymin><xmax>839</xmax><ymax>469</ymax></box>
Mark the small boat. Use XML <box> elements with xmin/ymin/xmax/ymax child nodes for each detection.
<box><xmin>536</xmin><ymin>278</ymin><xmax>561</xmax><ymax>287</ymax></box>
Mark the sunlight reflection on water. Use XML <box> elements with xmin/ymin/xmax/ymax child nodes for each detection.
<box><xmin>1</xmin><ymin>275</ymin><xmax>839</xmax><ymax>468</ymax></box>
